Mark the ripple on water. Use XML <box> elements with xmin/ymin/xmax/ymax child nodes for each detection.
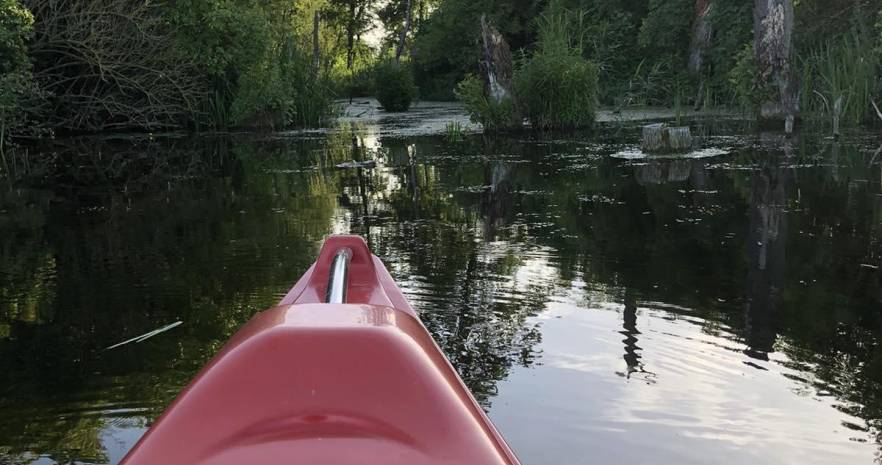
<box><xmin>488</xmin><ymin>298</ymin><xmax>878</xmax><ymax>465</ymax></box>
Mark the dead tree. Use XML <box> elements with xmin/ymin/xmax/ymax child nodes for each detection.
<box><xmin>25</xmin><ymin>0</ymin><xmax>206</xmax><ymax>132</ymax></box>
<box><xmin>754</xmin><ymin>0</ymin><xmax>799</xmax><ymax>133</ymax></box>
<box><xmin>395</xmin><ymin>0</ymin><xmax>413</xmax><ymax>62</ymax></box>
<box><xmin>688</xmin><ymin>0</ymin><xmax>713</xmax><ymax>109</ymax></box>
<box><xmin>479</xmin><ymin>15</ymin><xmax>515</xmax><ymax>105</ymax></box>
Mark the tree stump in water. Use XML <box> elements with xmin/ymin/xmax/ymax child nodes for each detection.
<box><xmin>641</xmin><ymin>124</ymin><xmax>693</xmax><ymax>153</ymax></box>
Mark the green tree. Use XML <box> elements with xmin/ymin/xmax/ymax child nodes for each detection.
<box><xmin>0</xmin><ymin>0</ymin><xmax>39</xmax><ymax>147</ymax></box>
<box><xmin>409</xmin><ymin>0</ymin><xmax>545</xmax><ymax>100</ymax></box>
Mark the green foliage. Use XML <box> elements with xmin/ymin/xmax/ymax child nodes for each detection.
<box><xmin>704</xmin><ymin>0</ymin><xmax>754</xmax><ymax>104</ymax></box>
<box><xmin>0</xmin><ymin>0</ymin><xmax>39</xmax><ymax>144</ymax></box>
<box><xmin>168</xmin><ymin>0</ymin><xmax>274</xmax><ymax>78</ymax></box>
<box><xmin>231</xmin><ymin>52</ymin><xmax>337</xmax><ymax>128</ymax></box>
<box><xmin>0</xmin><ymin>0</ymin><xmax>31</xmax><ymax>74</ymax></box>
<box><xmin>444</xmin><ymin>121</ymin><xmax>464</xmax><ymax>142</ymax></box>
<box><xmin>374</xmin><ymin>60</ymin><xmax>418</xmax><ymax>111</ymax></box>
<box><xmin>512</xmin><ymin>8</ymin><xmax>599</xmax><ymax>130</ymax></box>
<box><xmin>638</xmin><ymin>0</ymin><xmax>692</xmax><ymax>59</ymax></box>
<box><xmin>454</xmin><ymin>74</ymin><xmax>518</xmax><ymax>131</ymax></box>
<box><xmin>619</xmin><ymin>59</ymin><xmax>690</xmax><ymax>107</ymax></box>
<box><xmin>167</xmin><ymin>0</ymin><xmax>337</xmax><ymax>129</ymax></box>
<box><xmin>515</xmin><ymin>50</ymin><xmax>599</xmax><ymax>129</ymax></box>
<box><xmin>343</xmin><ymin>64</ymin><xmax>376</xmax><ymax>98</ymax></box>
<box><xmin>410</xmin><ymin>0</ymin><xmax>545</xmax><ymax>100</ymax></box>
<box><xmin>801</xmin><ymin>32</ymin><xmax>879</xmax><ymax>126</ymax></box>
<box><xmin>569</xmin><ymin>3</ymin><xmax>640</xmax><ymax>103</ymax></box>
<box><xmin>729</xmin><ymin>43</ymin><xmax>775</xmax><ymax>112</ymax></box>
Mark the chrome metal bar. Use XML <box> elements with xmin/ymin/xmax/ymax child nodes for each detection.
<box><xmin>326</xmin><ymin>249</ymin><xmax>351</xmax><ymax>303</ymax></box>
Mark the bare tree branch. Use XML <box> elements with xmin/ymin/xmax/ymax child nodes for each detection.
<box><xmin>25</xmin><ymin>0</ymin><xmax>208</xmax><ymax>132</ymax></box>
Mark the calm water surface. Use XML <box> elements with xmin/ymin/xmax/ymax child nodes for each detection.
<box><xmin>1</xmin><ymin>119</ymin><xmax>882</xmax><ymax>464</ymax></box>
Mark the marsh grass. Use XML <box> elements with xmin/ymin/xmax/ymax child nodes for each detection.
<box><xmin>802</xmin><ymin>32</ymin><xmax>879</xmax><ymax>127</ymax></box>
<box><xmin>514</xmin><ymin>8</ymin><xmax>599</xmax><ymax>130</ymax></box>
<box><xmin>444</xmin><ymin>121</ymin><xmax>464</xmax><ymax>142</ymax></box>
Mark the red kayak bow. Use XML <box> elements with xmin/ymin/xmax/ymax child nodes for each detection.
<box><xmin>120</xmin><ymin>235</ymin><xmax>521</xmax><ymax>465</ymax></box>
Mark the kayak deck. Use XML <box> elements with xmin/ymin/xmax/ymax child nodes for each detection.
<box><xmin>120</xmin><ymin>236</ymin><xmax>520</xmax><ymax>465</ymax></box>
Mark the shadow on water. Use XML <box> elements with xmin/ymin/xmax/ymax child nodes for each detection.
<box><xmin>1</xmin><ymin>121</ymin><xmax>881</xmax><ymax>463</ymax></box>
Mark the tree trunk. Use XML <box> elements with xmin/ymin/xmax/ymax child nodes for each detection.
<box><xmin>354</xmin><ymin>2</ymin><xmax>367</xmax><ymax>51</ymax></box>
<box><xmin>754</xmin><ymin>0</ymin><xmax>798</xmax><ymax>133</ymax></box>
<box><xmin>312</xmin><ymin>10</ymin><xmax>321</xmax><ymax>70</ymax></box>
<box><xmin>346</xmin><ymin>1</ymin><xmax>357</xmax><ymax>70</ymax></box>
<box><xmin>479</xmin><ymin>15</ymin><xmax>515</xmax><ymax>104</ymax></box>
<box><xmin>689</xmin><ymin>0</ymin><xmax>713</xmax><ymax>109</ymax></box>
<box><xmin>688</xmin><ymin>0</ymin><xmax>712</xmax><ymax>75</ymax></box>
<box><xmin>395</xmin><ymin>0</ymin><xmax>413</xmax><ymax>62</ymax></box>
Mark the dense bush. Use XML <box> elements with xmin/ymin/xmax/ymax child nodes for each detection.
<box><xmin>455</xmin><ymin>75</ymin><xmax>519</xmax><ymax>130</ymax></box>
<box><xmin>170</xmin><ymin>0</ymin><xmax>336</xmax><ymax>129</ymax></box>
<box><xmin>567</xmin><ymin>3</ymin><xmax>640</xmax><ymax>104</ymax></box>
<box><xmin>374</xmin><ymin>60</ymin><xmax>417</xmax><ymax>112</ymax></box>
<box><xmin>410</xmin><ymin>0</ymin><xmax>545</xmax><ymax>100</ymax></box>
<box><xmin>638</xmin><ymin>0</ymin><xmax>692</xmax><ymax>63</ymax></box>
<box><xmin>704</xmin><ymin>0</ymin><xmax>754</xmax><ymax>104</ymax></box>
<box><xmin>515</xmin><ymin>51</ymin><xmax>599</xmax><ymax>129</ymax></box>
<box><xmin>513</xmin><ymin>8</ymin><xmax>599</xmax><ymax>129</ymax></box>
<box><xmin>457</xmin><ymin>7</ymin><xmax>599</xmax><ymax>131</ymax></box>
<box><xmin>0</xmin><ymin>0</ymin><xmax>41</xmax><ymax>144</ymax></box>
<box><xmin>342</xmin><ymin>65</ymin><xmax>376</xmax><ymax>98</ymax></box>
<box><xmin>728</xmin><ymin>43</ymin><xmax>776</xmax><ymax>112</ymax></box>
<box><xmin>0</xmin><ymin>0</ymin><xmax>31</xmax><ymax>80</ymax></box>
<box><xmin>230</xmin><ymin>47</ymin><xmax>336</xmax><ymax>129</ymax></box>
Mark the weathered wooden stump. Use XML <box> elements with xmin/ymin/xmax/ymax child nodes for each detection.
<box><xmin>480</xmin><ymin>15</ymin><xmax>515</xmax><ymax>104</ymax></box>
<box><xmin>641</xmin><ymin>123</ymin><xmax>693</xmax><ymax>153</ymax></box>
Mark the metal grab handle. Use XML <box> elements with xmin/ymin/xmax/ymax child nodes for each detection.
<box><xmin>326</xmin><ymin>249</ymin><xmax>352</xmax><ymax>303</ymax></box>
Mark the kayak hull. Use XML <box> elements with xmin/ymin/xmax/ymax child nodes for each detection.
<box><xmin>120</xmin><ymin>236</ymin><xmax>520</xmax><ymax>465</ymax></box>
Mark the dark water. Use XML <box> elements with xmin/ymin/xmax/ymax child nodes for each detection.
<box><xmin>1</xmin><ymin>122</ymin><xmax>882</xmax><ymax>464</ymax></box>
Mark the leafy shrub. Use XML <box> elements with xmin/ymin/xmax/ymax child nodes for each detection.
<box><xmin>170</xmin><ymin>0</ymin><xmax>336</xmax><ymax>130</ymax></box>
<box><xmin>454</xmin><ymin>75</ymin><xmax>519</xmax><ymax>131</ymax></box>
<box><xmin>571</xmin><ymin>4</ymin><xmax>640</xmax><ymax>104</ymax></box>
<box><xmin>514</xmin><ymin>51</ymin><xmax>599</xmax><ymax>129</ymax></box>
<box><xmin>409</xmin><ymin>0</ymin><xmax>545</xmax><ymax>101</ymax></box>
<box><xmin>0</xmin><ymin>0</ymin><xmax>41</xmax><ymax>142</ymax></box>
<box><xmin>513</xmin><ymin>9</ymin><xmax>599</xmax><ymax>130</ymax></box>
<box><xmin>231</xmin><ymin>48</ymin><xmax>336</xmax><ymax>129</ymax></box>
<box><xmin>638</xmin><ymin>0</ymin><xmax>693</xmax><ymax>60</ymax></box>
<box><xmin>729</xmin><ymin>43</ymin><xmax>775</xmax><ymax>112</ymax></box>
<box><xmin>705</xmin><ymin>0</ymin><xmax>754</xmax><ymax>104</ymax></box>
<box><xmin>0</xmin><ymin>0</ymin><xmax>31</xmax><ymax>76</ymax></box>
<box><xmin>345</xmin><ymin>65</ymin><xmax>375</xmax><ymax>98</ymax></box>
<box><xmin>374</xmin><ymin>61</ymin><xmax>417</xmax><ymax>112</ymax></box>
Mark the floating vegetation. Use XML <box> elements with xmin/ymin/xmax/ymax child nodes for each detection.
<box><xmin>610</xmin><ymin>147</ymin><xmax>729</xmax><ymax>160</ymax></box>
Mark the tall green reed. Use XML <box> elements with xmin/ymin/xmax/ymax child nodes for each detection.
<box><xmin>802</xmin><ymin>32</ymin><xmax>879</xmax><ymax>127</ymax></box>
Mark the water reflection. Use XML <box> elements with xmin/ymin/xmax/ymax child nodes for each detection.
<box><xmin>617</xmin><ymin>289</ymin><xmax>655</xmax><ymax>383</ymax></box>
<box><xmin>744</xmin><ymin>148</ymin><xmax>790</xmax><ymax>360</ymax></box>
<box><xmin>1</xmin><ymin>124</ymin><xmax>881</xmax><ymax>464</ymax></box>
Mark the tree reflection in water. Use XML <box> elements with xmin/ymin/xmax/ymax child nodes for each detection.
<box><xmin>1</xmin><ymin>125</ymin><xmax>882</xmax><ymax>463</ymax></box>
<box><xmin>743</xmin><ymin>138</ymin><xmax>791</xmax><ymax>360</ymax></box>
